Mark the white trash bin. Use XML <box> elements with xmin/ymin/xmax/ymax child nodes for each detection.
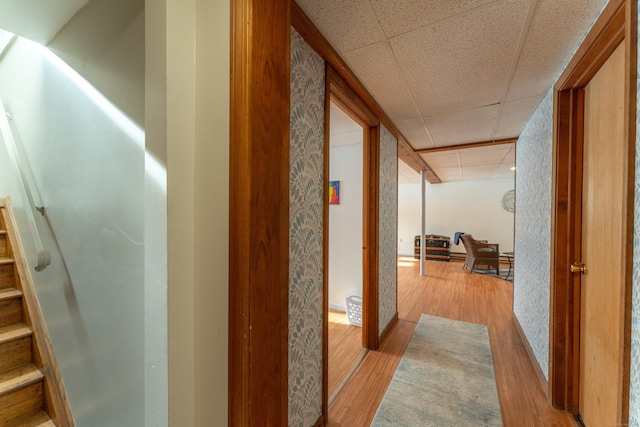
<box><xmin>345</xmin><ymin>291</ymin><xmax>363</xmax><ymax>327</ymax></box>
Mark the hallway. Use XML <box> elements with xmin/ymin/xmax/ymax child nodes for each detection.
<box><xmin>327</xmin><ymin>257</ymin><xmax>576</xmax><ymax>426</ymax></box>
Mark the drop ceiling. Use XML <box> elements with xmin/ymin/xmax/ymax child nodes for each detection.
<box><xmin>297</xmin><ymin>0</ymin><xmax>608</xmax><ymax>182</ymax></box>
<box><xmin>330</xmin><ymin>102</ymin><xmax>364</xmax><ymax>148</ymax></box>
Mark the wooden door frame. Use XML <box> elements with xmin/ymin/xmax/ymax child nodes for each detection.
<box><xmin>326</xmin><ymin>65</ymin><xmax>381</xmax><ymax>351</ymax></box>
<box><xmin>321</xmin><ymin>64</ymin><xmax>381</xmax><ymax>419</ymax></box>
<box><xmin>549</xmin><ymin>0</ymin><xmax>636</xmax><ymax>417</ymax></box>
<box><xmin>229</xmin><ymin>0</ymin><xmax>291</xmax><ymax>424</ymax></box>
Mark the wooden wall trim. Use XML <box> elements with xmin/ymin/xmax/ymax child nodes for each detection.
<box><xmin>291</xmin><ymin>1</ymin><xmax>441</xmax><ymax>183</ymax></box>
<box><xmin>229</xmin><ymin>0</ymin><xmax>291</xmax><ymax>425</ymax></box>
<box><xmin>414</xmin><ymin>138</ymin><xmax>517</xmax><ymax>154</ymax></box>
<box><xmin>555</xmin><ymin>0</ymin><xmax>625</xmax><ymax>90</ymax></box>
<box><xmin>363</xmin><ymin>124</ymin><xmax>380</xmax><ymax>350</ymax></box>
<box><xmin>550</xmin><ymin>88</ymin><xmax>583</xmax><ymax>411</ymax></box>
<box><xmin>514</xmin><ymin>313</ymin><xmax>548</xmax><ymax>399</ymax></box>
<box><xmin>322</xmin><ymin>62</ymin><xmax>331</xmax><ymax>423</ymax></box>
<box><xmin>328</xmin><ymin>67</ymin><xmax>378</xmax><ymax>128</ymax></box>
<box><xmin>621</xmin><ymin>1</ymin><xmax>638</xmax><ymax>421</ymax></box>
<box><xmin>326</xmin><ymin>65</ymin><xmax>381</xmax><ymax>350</ymax></box>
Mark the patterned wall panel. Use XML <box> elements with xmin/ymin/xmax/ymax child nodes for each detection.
<box><xmin>379</xmin><ymin>124</ymin><xmax>398</xmax><ymax>334</ymax></box>
<box><xmin>629</xmin><ymin>8</ymin><xmax>640</xmax><ymax>422</ymax></box>
<box><xmin>289</xmin><ymin>28</ymin><xmax>325</xmax><ymax>427</ymax></box>
<box><xmin>513</xmin><ymin>89</ymin><xmax>553</xmax><ymax>379</ymax></box>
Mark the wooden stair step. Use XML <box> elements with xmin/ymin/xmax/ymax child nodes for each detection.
<box><xmin>0</xmin><ymin>324</ymin><xmax>33</xmax><ymax>374</ymax></box>
<box><xmin>0</xmin><ymin>288</ymin><xmax>22</xmax><ymax>302</ymax></box>
<box><xmin>0</xmin><ymin>366</ymin><xmax>45</xmax><ymax>425</ymax></box>
<box><xmin>0</xmin><ymin>324</ymin><xmax>32</xmax><ymax>345</ymax></box>
<box><xmin>0</xmin><ymin>289</ymin><xmax>23</xmax><ymax>328</ymax></box>
<box><xmin>0</xmin><ymin>230</ymin><xmax>7</xmax><ymax>258</ymax></box>
<box><xmin>0</xmin><ymin>364</ymin><xmax>44</xmax><ymax>397</ymax></box>
<box><xmin>0</xmin><ymin>367</ymin><xmax>44</xmax><ymax>425</ymax></box>
<box><xmin>0</xmin><ymin>257</ymin><xmax>14</xmax><ymax>266</ymax></box>
<box><xmin>0</xmin><ymin>263</ymin><xmax>15</xmax><ymax>289</ymax></box>
<box><xmin>7</xmin><ymin>410</ymin><xmax>55</xmax><ymax>427</ymax></box>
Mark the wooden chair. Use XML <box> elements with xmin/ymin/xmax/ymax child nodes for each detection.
<box><xmin>460</xmin><ymin>234</ymin><xmax>500</xmax><ymax>274</ymax></box>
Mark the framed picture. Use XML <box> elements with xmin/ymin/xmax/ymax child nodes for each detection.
<box><xmin>329</xmin><ymin>180</ymin><xmax>340</xmax><ymax>204</ymax></box>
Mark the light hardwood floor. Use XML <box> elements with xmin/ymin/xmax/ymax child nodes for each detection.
<box><xmin>328</xmin><ymin>309</ymin><xmax>365</xmax><ymax>399</ymax></box>
<box><xmin>326</xmin><ymin>257</ymin><xmax>577</xmax><ymax>426</ymax></box>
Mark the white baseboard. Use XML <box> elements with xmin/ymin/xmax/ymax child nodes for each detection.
<box><xmin>328</xmin><ymin>302</ymin><xmax>346</xmax><ymax>312</ymax></box>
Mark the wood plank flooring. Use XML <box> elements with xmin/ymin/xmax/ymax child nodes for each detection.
<box><xmin>326</xmin><ymin>257</ymin><xmax>577</xmax><ymax>426</ymax></box>
<box><xmin>328</xmin><ymin>309</ymin><xmax>365</xmax><ymax>399</ymax></box>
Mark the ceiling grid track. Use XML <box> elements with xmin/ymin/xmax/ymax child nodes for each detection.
<box><xmin>490</xmin><ymin>0</ymin><xmax>539</xmax><ymax>141</ymax></box>
<box><xmin>361</xmin><ymin>0</ymin><xmax>437</xmax><ymax>148</ymax></box>
<box><xmin>490</xmin><ymin>146</ymin><xmax>514</xmax><ymax>178</ymax></box>
<box><xmin>296</xmin><ymin>0</ymin><xmax>610</xmax><ymax>182</ymax></box>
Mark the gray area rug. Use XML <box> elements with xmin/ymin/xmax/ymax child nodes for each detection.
<box><xmin>371</xmin><ymin>314</ymin><xmax>503</xmax><ymax>427</ymax></box>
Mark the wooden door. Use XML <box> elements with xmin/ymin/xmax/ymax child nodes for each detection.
<box><xmin>579</xmin><ymin>41</ymin><xmax>625</xmax><ymax>426</ymax></box>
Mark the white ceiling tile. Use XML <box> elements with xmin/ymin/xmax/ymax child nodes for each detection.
<box><xmin>425</xmin><ymin>105</ymin><xmax>500</xmax><ymax>146</ymax></box>
<box><xmin>422</xmin><ymin>152</ymin><xmax>460</xmax><ymax>168</ymax></box>
<box><xmin>460</xmin><ymin>148</ymin><xmax>509</xmax><ymax>166</ymax></box>
<box><xmin>330</xmin><ymin>102</ymin><xmax>362</xmax><ymax>135</ymax></box>
<box><xmin>429</xmin><ymin>166</ymin><xmax>462</xmax><ymax>181</ymax></box>
<box><xmin>460</xmin><ymin>143</ymin><xmax>514</xmax><ymax>157</ymax></box>
<box><xmin>330</xmin><ymin>102</ymin><xmax>363</xmax><ymax>147</ymax></box>
<box><xmin>494</xmin><ymin>147</ymin><xmax>517</xmax><ymax>172</ymax></box>
<box><xmin>462</xmin><ymin>165</ymin><xmax>497</xmax><ymax>180</ymax></box>
<box><xmin>493</xmin><ymin>95</ymin><xmax>543</xmax><ymax>139</ymax></box>
<box><xmin>370</xmin><ymin>0</ymin><xmax>497</xmax><ymax>38</ymax></box>
<box><xmin>506</xmin><ymin>0</ymin><xmax>608</xmax><ymax>101</ymax></box>
<box><xmin>396</xmin><ymin>119</ymin><xmax>435</xmax><ymax>150</ymax></box>
<box><xmin>300</xmin><ymin>0</ymin><xmax>603</xmax><ymax>184</ymax></box>
<box><xmin>343</xmin><ymin>41</ymin><xmax>421</xmax><ymax>123</ymax></box>
<box><xmin>296</xmin><ymin>0</ymin><xmax>385</xmax><ymax>54</ymax></box>
<box><xmin>389</xmin><ymin>0</ymin><xmax>529</xmax><ymax>117</ymax></box>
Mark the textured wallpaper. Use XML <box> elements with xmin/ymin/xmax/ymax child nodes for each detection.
<box><xmin>513</xmin><ymin>89</ymin><xmax>553</xmax><ymax>379</ymax></box>
<box><xmin>288</xmin><ymin>27</ymin><xmax>325</xmax><ymax>427</ymax></box>
<box><xmin>629</xmin><ymin>6</ymin><xmax>640</xmax><ymax>421</ymax></box>
<box><xmin>378</xmin><ymin>124</ymin><xmax>398</xmax><ymax>334</ymax></box>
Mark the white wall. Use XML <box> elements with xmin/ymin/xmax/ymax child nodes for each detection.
<box><xmin>398</xmin><ymin>183</ymin><xmax>422</xmax><ymax>255</ymax></box>
<box><xmin>48</xmin><ymin>0</ymin><xmax>145</xmax><ymax>127</ymax></box>
<box><xmin>329</xmin><ymin>142</ymin><xmax>363</xmax><ymax>311</ymax></box>
<box><xmin>157</xmin><ymin>0</ymin><xmax>230</xmax><ymax>425</ymax></box>
<box><xmin>0</xmin><ymin>30</ymin><xmax>147</xmax><ymax>426</ymax></box>
<box><xmin>398</xmin><ymin>178</ymin><xmax>515</xmax><ymax>256</ymax></box>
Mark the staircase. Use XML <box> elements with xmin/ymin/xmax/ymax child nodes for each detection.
<box><xmin>0</xmin><ymin>199</ymin><xmax>73</xmax><ymax>426</ymax></box>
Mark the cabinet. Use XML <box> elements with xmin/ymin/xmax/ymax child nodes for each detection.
<box><xmin>414</xmin><ymin>234</ymin><xmax>450</xmax><ymax>262</ymax></box>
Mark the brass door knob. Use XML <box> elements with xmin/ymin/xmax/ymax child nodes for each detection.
<box><xmin>570</xmin><ymin>262</ymin><xmax>587</xmax><ymax>274</ymax></box>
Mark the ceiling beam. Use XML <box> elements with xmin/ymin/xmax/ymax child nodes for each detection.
<box><xmin>397</xmin><ymin>138</ymin><xmax>440</xmax><ymax>183</ymax></box>
<box><xmin>414</xmin><ymin>137</ymin><xmax>518</xmax><ymax>155</ymax></box>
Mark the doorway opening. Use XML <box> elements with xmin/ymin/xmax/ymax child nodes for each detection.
<box><xmin>327</xmin><ymin>100</ymin><xmax>366</xmax><ymax>403</ymax></box>
<box><xmin>322</xmin><ymin>65</ymin><xmax>381</xmax><ymax>416</ymax></box>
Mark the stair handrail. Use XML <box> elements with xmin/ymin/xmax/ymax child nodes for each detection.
<box><xmin>0</xmin><ymin>99</ymin><xmax>50</xmax><ymax>271</ymax></box>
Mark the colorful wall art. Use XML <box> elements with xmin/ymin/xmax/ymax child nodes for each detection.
<box><xmin>329</xmin><ymin>180</ymin><xmax>340</xmax><ymax>204</ymax></box>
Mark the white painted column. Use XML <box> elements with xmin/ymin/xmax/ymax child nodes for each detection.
<box><xmin>420</xmin><ymin>170</ymin><xmax>426</xmax><ymax>276</ymax></box>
